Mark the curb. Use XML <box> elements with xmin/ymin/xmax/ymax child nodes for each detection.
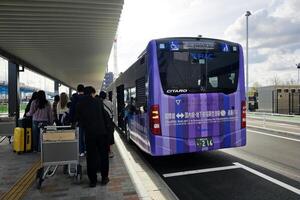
<box><xmin>247</xmin><ymin>125</ymin><xmax>300</xmax><ymax>138</ymax></box>
<box><xmin>114</xmin><ymin>132</ymin><xmax>151</xmax><ymax>200</ymax></box>
<box><xmin>114</xmin><ymin>129</ymin><xmax>179</xmax><ymax>200</ymax></box>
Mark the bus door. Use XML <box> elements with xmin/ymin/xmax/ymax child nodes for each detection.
<box><xmin>134</xmin><ymin>77</ymin><xmax>148</xmax><ymax>137</ymax></box>
<box><xmin>116</xmin><ymin>85</ymin><xmax>125</xmax><ymax>130</ymax></box>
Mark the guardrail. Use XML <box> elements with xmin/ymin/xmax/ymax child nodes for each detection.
<box><xmin>247</xmin><ymin>112</ymin><xmax>298</xmax><ymax>118</ymax></box>
<box><xmin>247</xmin><ymin>112</ymin><xmax>300</xmax><ymax>126</ymax></box>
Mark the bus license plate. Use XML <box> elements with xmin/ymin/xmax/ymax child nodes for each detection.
<box><xmin>196</xmin><ymin>137</ymin><xmax>214</xmax><ymax>148</ymax></box>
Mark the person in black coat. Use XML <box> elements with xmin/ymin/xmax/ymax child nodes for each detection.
<box><xmin>76</xmin><ymin>86</ymin><xmax>110</xmax><ymax>187</ymax></box>
<box><xmin>70</xmin><ymin>84</ymin><xmax>86</xmax><ymax>156</ymax></box>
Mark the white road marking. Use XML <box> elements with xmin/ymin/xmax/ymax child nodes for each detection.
<box><xmin>276</xmin><ymin>123</ymin><xmax>300</xmax><ymax>128</ymax></box>
<box><xmin>233</xmin><ymin>162</ymin><xmax>300</xmax><ymax>195</ymax></box>
<box><xmin>248</xmin><ymin>129</ymin><xmax>300</xmax><ymax>142</ymax></box>
<box><xmin>163</xmin><ymin>165</ymin><xmax>241</xmax><ymax>178</ymax></box>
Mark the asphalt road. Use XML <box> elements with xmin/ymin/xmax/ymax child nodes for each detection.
<box><xmin>120</xmin><ymin>119</ymin><xmax>300</xmax><ymax>200</ymax></box>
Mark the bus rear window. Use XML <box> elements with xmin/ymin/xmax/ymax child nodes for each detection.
<box><xmin>157</xmin><ymin>49</ymin><xmax>239</xmax><ymax>95</ymax></box>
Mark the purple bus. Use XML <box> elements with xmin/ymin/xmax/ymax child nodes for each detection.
<box><xmin>107</xmin><ymin>37</ymin><xmax>246</xmax><ymax>156</ymax></box>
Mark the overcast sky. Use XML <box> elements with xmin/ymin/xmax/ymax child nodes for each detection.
<box><xmin>108</xmin><ymin>0</ymin><xmax>300</xmax><ymax>86</ymax></box>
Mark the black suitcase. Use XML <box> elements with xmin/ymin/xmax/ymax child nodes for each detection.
<box><xmin>18</xmin><ymin>117</ymin><xmax>32</xmax><ymax>128</ymax></box>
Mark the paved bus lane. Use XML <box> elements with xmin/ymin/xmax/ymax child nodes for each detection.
<box><xmin>118</xmin><ymin>130</ymin><xmax>300</xmax><ymax>200</ymax></box>
<box><xmin>164</xmin><ymin>167</ymin><xmax>299</xmax><ymax>200</ymax></box>
<box><xmin>145</xmin><ymin>151</ymin><xmax>300</xmax><ymax>200</ymax></box>
<box><xmin>224</xmin><ymin>126</ymin><xmax>300</xmax><ymax>182</ymax></box>
<box><xmin>117</xmin><ymin>121</ymin><xmax>300</xmax><ymax>200</ymax></box>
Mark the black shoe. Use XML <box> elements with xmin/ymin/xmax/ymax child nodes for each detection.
<box><xmin>89</xmin><ymin>182</ymin><xmax>97</xmax><ymax>188</ymax></box>
<box><xmin>101</xmin><ymin>177</ymin><xmax>109</xmax><ymax>185</ymax></box>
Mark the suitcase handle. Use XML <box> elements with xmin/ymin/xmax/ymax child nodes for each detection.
<box><xmin>44</xmin><ymin>125</ymin><xmax>72</xmax><ymax>129</ymax></box>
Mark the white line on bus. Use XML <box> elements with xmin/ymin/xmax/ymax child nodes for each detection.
<box><xmin>233</xmin><ymin>162</ymin><xmax>300</xmax><ymax>195</ymax></box>
<box><xmin>163</xmin><ymin>165</ymin><xmax>241</xmax><ymax>178</ymax></box>
<box><xmin>248</xmin><ymin>129</ymin><xmax>300</xmax><ymax>142</ymax></box>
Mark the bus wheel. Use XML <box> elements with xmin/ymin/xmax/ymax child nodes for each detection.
<box><xmin>125</xmin><ymin>123</ymin><xmax>131</xmax><ymax>143</ymax></box>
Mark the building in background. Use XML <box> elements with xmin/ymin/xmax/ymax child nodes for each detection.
<box><xmin>257</xmin><ymin>85</ymin><xmax>300</xmax><ymax>115</ymax></box>
<box><xmin>101</xmin><ymin>72</ymin><xmax>114</xmax><ymax>91</ymax></box>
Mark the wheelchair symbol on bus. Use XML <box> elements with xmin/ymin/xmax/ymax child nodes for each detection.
<box><xmin>170</xmin><ymin>41</ymin><xmax>179</xmax><ymax>51</ymax></box>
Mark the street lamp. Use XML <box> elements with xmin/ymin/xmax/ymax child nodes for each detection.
<box><xmin>297</xmin><ymin>63</ymin><xmax>300</xmax><ymax>85</ymax></box>
<box><xmin>245</xmin><ymin>11</ymin><xmax>251</xmax><ymax>110</ymax></box>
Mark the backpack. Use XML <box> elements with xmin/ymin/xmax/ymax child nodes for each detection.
<box><xmin>99</xmin><ymin>100</ymin><xmax>114</xmax><ymax>134</ymax></box>
<box><xmin>60</xmin><ymin>111</ymin><xmax>71</xmax><ymax>126</ymax></box>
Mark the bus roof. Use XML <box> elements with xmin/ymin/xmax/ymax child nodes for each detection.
<box><xmin>154</xmin><ymin>37</ymin><xmax>240</xmax><ymax>46</ymax></box>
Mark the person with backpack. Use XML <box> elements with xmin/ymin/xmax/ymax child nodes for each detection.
<box><xmin>99</xmin><ymin>91</ymin><xmax>115</xmax><ymax>158</ymax></box>
<box><xmin>26</xmin><ymin>90</ymin><xmax>53</xmax><ymax>152</ymax></box>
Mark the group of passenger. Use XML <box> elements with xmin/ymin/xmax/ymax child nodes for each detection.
<box><xmin>24</xmin><ymin>84</ymin><xmax>114</xmax><ymax>187</ymax></box>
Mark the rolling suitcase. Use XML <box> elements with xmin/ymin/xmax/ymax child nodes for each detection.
<box><xmin>18</xmin><ymin>117</ymin><xmax>32</xmax><ymax>152</ymax></box>
<box><xmin>13</xmin><ymin>128</ymin><xmax>25</xmax><ymax>153</ymax></box>
<box><xmin>13</xmin><ymin>127</ymin><xmax>32</xmax><ymax>153</ymax></box>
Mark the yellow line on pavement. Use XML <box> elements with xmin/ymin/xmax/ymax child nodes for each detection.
<box><xmin>0</xmin><ymin>159</ymin><xmax>41</xmax><ymax>200</ymax></box>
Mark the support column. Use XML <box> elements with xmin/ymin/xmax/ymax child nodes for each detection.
<box><xmin>54</xmin><ymin>81</ymin><xmax>59</xmax><ymax>95</ymax></box>
<box><xmin>8</xmin><ymin>61</ymin><xmax>20</xmax><ymax>120</ymax></box>
<box><xmin>69</xmin><ymin>88</ymin><xmax>72</xmax><ymax>99</ymax></box>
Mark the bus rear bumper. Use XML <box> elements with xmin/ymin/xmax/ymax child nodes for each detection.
<box><xmin>150</xmin><ymin>129</ymin><xmax>246</xmax><ymax>156</ymax></box>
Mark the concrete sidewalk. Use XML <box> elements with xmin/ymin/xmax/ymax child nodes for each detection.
<box><xmin>0</xmin><ymin>139</ymin><xmax>39</xmax><ymax>199</ymax></box>
<box><xmin>0</xmin><ymin>138</ymin><xmax>139</xmax><ymax>200</ymax></box>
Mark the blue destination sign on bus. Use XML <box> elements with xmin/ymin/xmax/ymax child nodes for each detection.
<box><xmin>182</xmin><ymin>41</ymin><xmax>215</xmax><ymax>50</ymax></box>
<box><xmin>191</xmin><ymin>53</ymin><xmax>214</xmax><ymax>60</ymax></box>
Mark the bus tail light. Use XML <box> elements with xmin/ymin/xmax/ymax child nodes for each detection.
<box><xmin>150</xmin><ymin>105</ymin><xmax>161</xmax><ymax>135</ymax></box>
<box><xmin>241</xmin><ymin>100</ymin><xmax>246</xmax><ymax>128</ymax></box>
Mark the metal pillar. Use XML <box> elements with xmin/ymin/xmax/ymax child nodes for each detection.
<box><xmin>297</xmin><ymin>63</ymin><xmax>300</xmax><ymax>84</ymax></box>
<box><xmin>69</xmin><ymin>88</ymin><xmax>72</xmax><ymax>99</ymax></box>
<box><xmin>54</xmin><ymin>81</ymin><xmax>59</xmax><ymax>95</ymax></box>
<box><xmin>245</xmin><ymin>11</ymin><xmax>251</xmax><ymax>110</ymax></box>
<box><xmin>8</xmin><ymin>61</ymin><xmax>20</xmax><ymax>120</ymax></box>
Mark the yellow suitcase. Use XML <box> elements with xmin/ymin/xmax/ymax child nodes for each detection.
<box><xmin>13</xmin><ymin>127</ymin><xmax>25</xmax><ymax>153</ymax></box>
<box><xmin>13</xmin><ymin>128</ymin><xmax>32</xmax><ymax>153</ymax></box>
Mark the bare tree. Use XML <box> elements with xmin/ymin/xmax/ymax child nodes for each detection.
<box><xmin>285</xmin><ymin>78</ymin><xmax>296</xmax><ymax>85</ymax></box>
<box><xmin>270</xmin><ymin>75</ymin><xmax>282</xmax><ymax>86</ymax></box>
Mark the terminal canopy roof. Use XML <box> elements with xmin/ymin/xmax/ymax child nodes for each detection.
<box><xmin>0</xmin><ymin>0</ymin><xmax>123</xmax><ymax>89</ymax></box>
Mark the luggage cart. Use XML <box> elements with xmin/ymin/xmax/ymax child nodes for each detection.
<box><xmin>36</xmin><ymin>126</ymin><xmax>82</xmax><ymax>189</ymax></box>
